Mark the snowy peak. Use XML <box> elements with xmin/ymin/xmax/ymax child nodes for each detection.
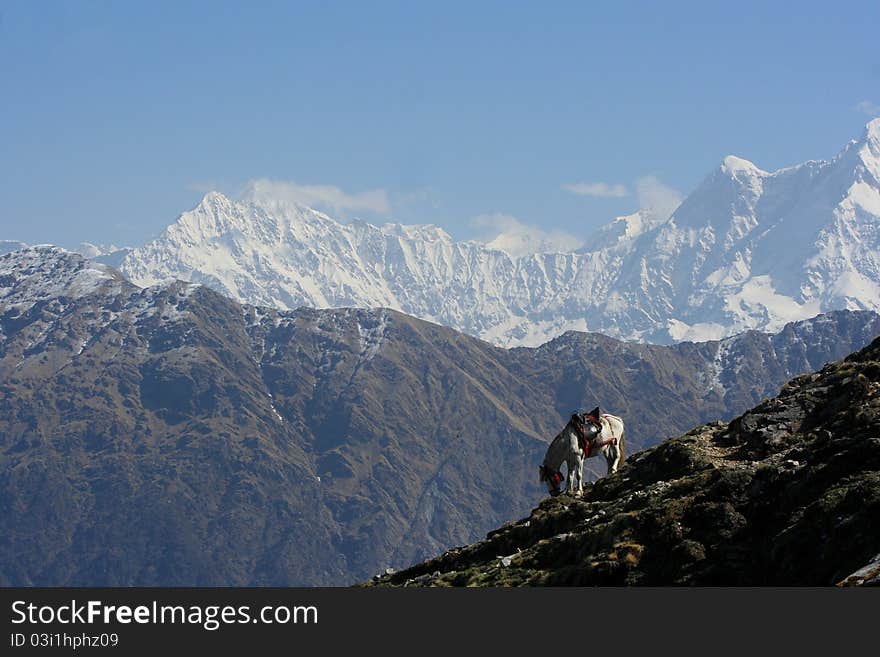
<box><xmin>721</xmin><ymin>155</ymin><xmax>767</xmax><ymax>177</ymax></box>
<box><xmin>175</xmin><ymin>191</ymin><xmax>259</xmax><ymax>238</ymax></box>
<box><xmin>582</xmin><ymin>209</ymin><xmax>664</xmax><ymax>252</ymax></box>
<box><xmin>0</xmin><ymin>246</ymin><xmax>125</xmax><ymax>311</ymax></box>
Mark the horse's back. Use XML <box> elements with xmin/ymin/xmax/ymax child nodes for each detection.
<box><xmin>601</xmin><ymin>413</ymin><xmax>624</xmax><ymax>438</ymax></box>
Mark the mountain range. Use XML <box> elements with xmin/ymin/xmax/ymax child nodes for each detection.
<box><xmin>106</xmin><ymin>118</ymin><xmax>880</xmax><ymax>347</ymax></box>
<box><xmin>2</xmin><ymin>246</ymin><xmax>879</xmax><ymax>585</ymax></box>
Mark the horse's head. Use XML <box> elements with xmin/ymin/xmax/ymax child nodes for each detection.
<box><xmin>539</xmin><ymin>464</ymin><xmax>564</xmax><ymax>497</ymax></box>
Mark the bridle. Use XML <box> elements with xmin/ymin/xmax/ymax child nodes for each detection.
<box><xmin>540</xmin><ymin>464</ymin><xmax>564</xmax><ymax>496</ymax></box>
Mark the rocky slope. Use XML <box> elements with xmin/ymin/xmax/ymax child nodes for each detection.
<box><xmin>117</xmin><ymin>119</ymin><xmax>880</xmax><ymax>346</ymax></box>
<box><xmin>2</xmin><ymin>247</ymin><xmax>879</xmax><ymax>585</ymax></box>
<box><xmin>367</xmin><ymin>339</ymin><xmax>880</xmax><ymax>586</ymax></box>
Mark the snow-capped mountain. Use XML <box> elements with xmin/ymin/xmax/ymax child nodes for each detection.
<box><xmin>118</xmin><ymin>119</ymin><xmax>880</xmax><ymax>346</ymax></box>
<box><xmin>119</xmin><ymin>192</ymin><xmax>588</xmax><ymax>346</ymax></box>
<box><xmin>0</xmin><ymin>245</ymin><xmax>125</xmax><ymax>311</ymax></box>
<box><xmin>615</xmin><ymin>119</ymin><xmax>880</xmax><ymax>342</ymax></box>
<box><xmin>0</xmin><ymin>240</ymin><xmax>134</xmax><ymax>269</ymax></box>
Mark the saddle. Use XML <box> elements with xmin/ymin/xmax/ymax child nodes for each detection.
<box><xmin>577</xmin><ymin>406</ymin><xmax>617</xmax><ymax>456</ymax></box>
<box><xmin>584</xmin><ymin>406</ymin><xmax>602</xmax><ymax>432</ymax></box>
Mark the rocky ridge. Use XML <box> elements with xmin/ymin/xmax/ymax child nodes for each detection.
<box><xmin>367</xmin><ymin>337</ymin><xmax>880</xmax><ymax>586</ymax></box>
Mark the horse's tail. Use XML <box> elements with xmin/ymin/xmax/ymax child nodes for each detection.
<box><xmin>603</xmin><ymin>414</ymin><xmax>626</xmax><ymax>470</ymax></box>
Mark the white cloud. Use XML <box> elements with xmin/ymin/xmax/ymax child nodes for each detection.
<box><xmin>562</xmin><ymin>181</ymin><xmax>629</xmax><ymax>198</ymax></box>
<box><xmin>856</xmin><ymin>100</ymin><xmax>880</xmax><ymax>116</ymax></box>
<box><xmin>243</xmin><ymin>178</ymin><xmax>391</xmax><ymax>215</ymax></box>
<box><xmin>473</xmin><ymin>213</ymin><xmax>584</xmax><ymax>257</ymax></box>
<box><xmin>634</xmin><ymin>175</ymin><xmax>683</xmax><ymax>220</ymax></box>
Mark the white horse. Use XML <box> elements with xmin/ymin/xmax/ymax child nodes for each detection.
<box><xmin>539</xmin><ymin>409</ymin><xmax>625</xmax><ymax>497</ymax></box>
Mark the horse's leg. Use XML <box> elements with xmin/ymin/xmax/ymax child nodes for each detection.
<box><xmin>563</xmin><ymin>456</ymin><xmax>573</xmax><ymax>494</ymax></box>
<box><xmin>607</xmin><ymin>445</ymin><xmax>620</xmax><ymax>474</ymax></box>
<box><xmin>573</xmin><ymin>453</ymin><xmax>584</xmax><ymax>496</ymax></box>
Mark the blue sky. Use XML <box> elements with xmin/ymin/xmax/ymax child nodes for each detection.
<box><xmin>1</xmin><ymin>1</ymin><xmax>878</xmax><ymax>249</ymax></box>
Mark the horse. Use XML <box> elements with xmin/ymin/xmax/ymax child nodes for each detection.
<box><xmin>538</xmin><ymin>410</ymin><xmax>625</xmax><ymax>497</ymax></box>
